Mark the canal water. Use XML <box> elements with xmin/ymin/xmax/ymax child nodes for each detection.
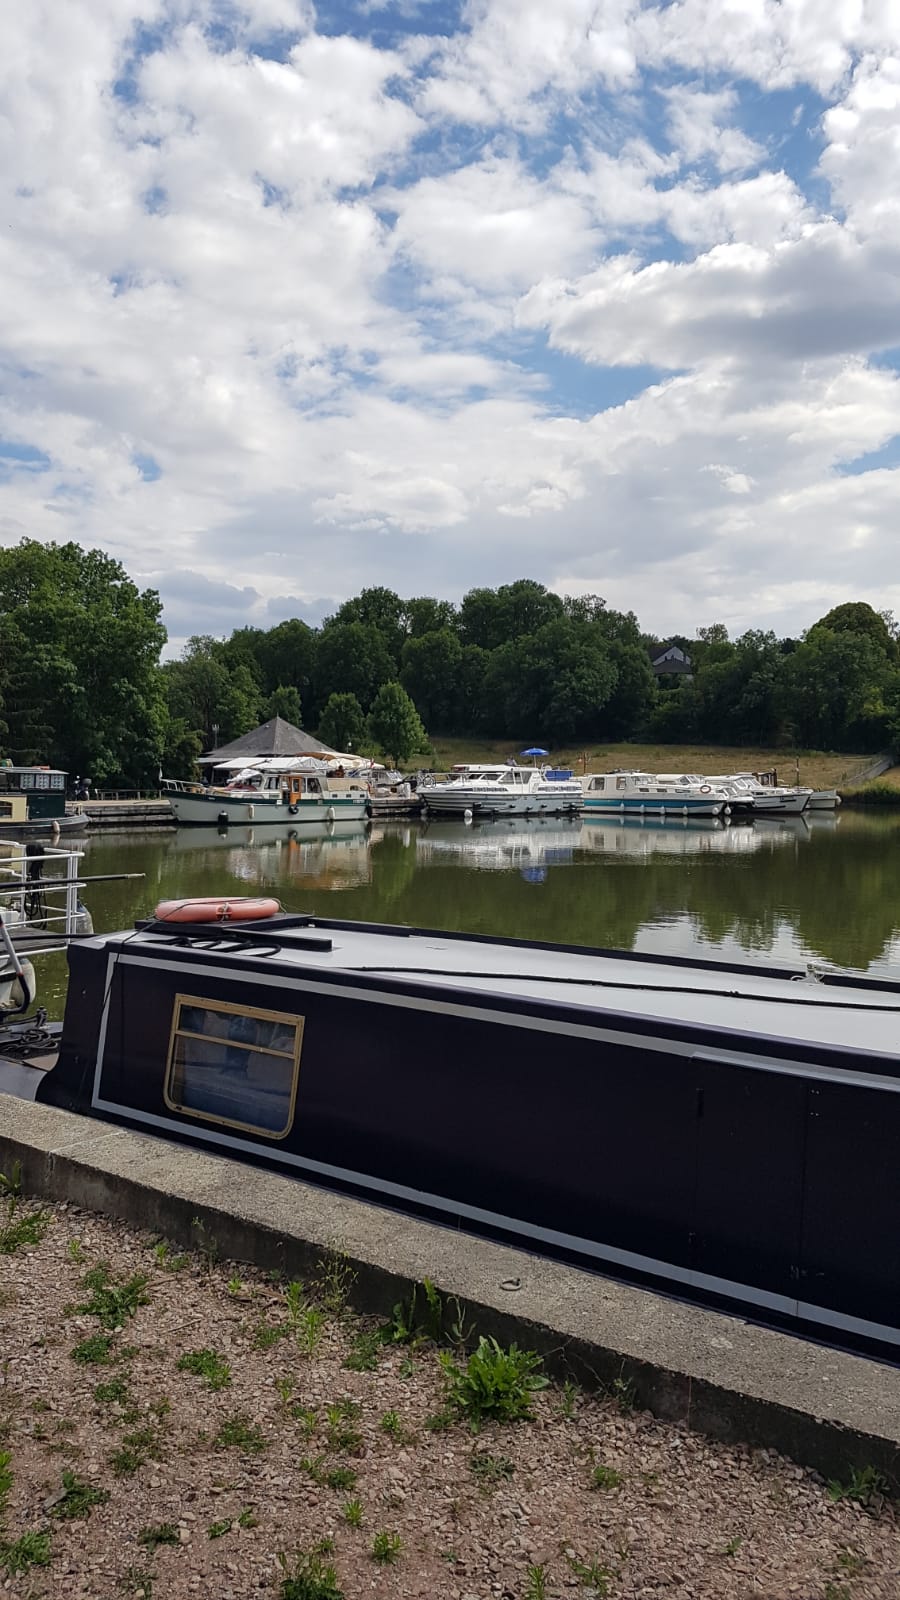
<box><xmin>30</xmin><ymin>806</ymin><xmax>900</xmax><ymax>1016</ymax></box>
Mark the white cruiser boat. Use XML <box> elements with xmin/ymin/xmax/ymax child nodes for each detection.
<box><xmin>581</xmin><ymin>771</ymin><xmax>730</xmax><ymax>818</ymax></box>
<box><xmin>419</xmin><ymin>764</ymin><xmax>583</xmax><ymax>818</ymax></box>
<box><xmin>162</xmin><ymin>760</ymin><xmax>369</xmax><ymax>826</ymax></box>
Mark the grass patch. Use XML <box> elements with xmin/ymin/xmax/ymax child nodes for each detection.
<box><xmin>176</xmin><ymin>1348</ymin><xmax>231</xmax><ymax>1390</ymax></box>
<box><xmin>470</xmin><ymin>1450</ymin><xmax>515</xmax><ymax>1491</ymax></box>
<box><xmin>214</xmin><ymin>1414</ymin><xmax>266</xmax><ymax>1454</ymax></box>
<box><xmin>0</xmin><ymin>1204</ymin><xmax>50</xmax><ymax>1255</ymax></box>
<box><xmin>0</xmin><ymin>1448</ymin><xmax>11</xmax><ymax>1514</ymax></box>
<box><xmin>0</xmin><ymin>1530</ymin><xmax>52</xmax><ymax>1575</ymax></box>
<box><xmin>566</xmin><ymin>1553</ymin><xmax>617</xmax><ymax>1594</ymax></box>
<box><xmin>371</xmin><ymin>1529</ymin><xmax>402</xmax><ymax>1564</ymax></box>
<box><xmin>71</xmin><ymin>1333</ymin><xmax>116</xmax><ymax>1366</ymax></box>
<box><xmin>77</xmin><ymin>1263</ymin><xmax>150</xmax><ymax>1328</ymax></box>
<box><xmin>254</xmin><ymin>1320</ymin><xmax>291</xmax><ymax>1350</ymax></box>
<box><xmin>278</xmin><ymin>1547</ymin><xmax>344</xmax><ymax>1600</ymax></box>
<box><xmin>208</xmin><ymin>1518</ymin><xmax>232</xmax><ymax>1539</ymax></box>
<box><xmin>108</xmin><ymin>1421</ymin><xmax>165</xmax><ymax>1478</ymax></box>
<box><xmin>591</xmin><ymin>1464</ymin><xmax>624</xmax><ymax>1491</ymax></box>
<box><xmin>300</xmin><ymin>1456</ymin><xmax>358</xmax><ymax>1492</ymax></box>
<box><xmin>343</xmin><ymin>1329</ymin><xmax>381</xmax><ymax>1372</ymax></box>
<box><xmin>325</xmin><ymin>1400</ymin><xmax>363</xmax><ymax>1453</ymax></box>
<box><xmin>151</xmin><ymin>1240</ymin><xmax>189</xmax><ymax>1272</ymax></box>
<box><xmin>139</xmin><ymin>1522</ymin><xmax>180</xmax><ymax>1550</ymax></box>
<box><xmin>94</xmin><ymin>1377</ymin><xmax>130</xmax><ymax>1406</ymax></box>
<box><xmin>342</xmin><ymin>1498</ymin><xmax>363</xmax><ymax>1528</ymax></box>
<box><xmin>525</xmin><ymin>1565</ymin><xmax>547</xmax><ymax>1600</ymax></box>
<box><xmin>826</xmin><ymin>1465</ymin><xmax>887</xmax><ymax>1507</ymax></box>
<box><xmin>51</xmin><ymin>1470</ymin><xmax>110</xmax><ymax>1520</ymax></box>
<box><xmin>439</xmin><ymin>1336</ymin><xmax>548</xmax><ymax>1427</ymax></box>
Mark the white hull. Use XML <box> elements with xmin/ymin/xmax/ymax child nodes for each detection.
<box><xmin>582</xmin><ymin>796</ymin><xmax>726</xmax><ymax>818</ymax></box>
<box><xmin>422</xmin><ymin>791</ymin><xmax>582</xmax><ymax>816</ymax></box>
<box><xmin>808</xmin><ymin>790</ymin><xmax>840</xmax><ymax>809</ymax></box>
<box><xmin>753</xmin><ymin>792</ymin><xmax>810</xmax><ymax>815</ymax></box>
<box><xmin>166</xmin><ymin>791</ymin><xmax>368</xmax><ymax>825</ymax></box>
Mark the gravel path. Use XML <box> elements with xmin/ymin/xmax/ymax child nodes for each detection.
<box><xmin>1</xmin><ymin>1199</ymin><xmax>899</xmax><ymax>1599</ymax></box>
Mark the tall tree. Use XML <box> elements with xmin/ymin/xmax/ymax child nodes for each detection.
<box><xmin>314</xmin><ymin>622</ymin><xmax>395</xmax><ymax>712</ymax></box>
<box><xmin>263</xmin><ymin>685</ymin><xmax>303</xmax><ymax>726</ymax></box>
<box><xmin>367</xmin><ymin>682</ymin><xmax>429</xmax><ymax>766</ymax></box>
<box><xmin>317</xmin><ymin>692</ymin><xmax>366</xmax><ymax>753</ymax></box>
<box><xmin>400</xmin><ymin>629</ymin><xmax>463</xmax><ymax>729</ymax></box>
<box><xmin>164</xmin><ymin>636</ymin><xmax>260</xmax><ymax>748</ymax></box>
<box><xmin>326</xmin><ymin>587</ymin><xmax>407</xmax><ymax>665</ymax></box>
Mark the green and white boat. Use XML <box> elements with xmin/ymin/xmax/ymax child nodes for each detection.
<box><xmin>162</xmin><ymin>759</ymin><xmax>369</xmax><ymax>826</ymax></box>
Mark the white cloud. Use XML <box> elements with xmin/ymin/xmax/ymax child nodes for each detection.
<box><xmin>663</xmin><ymin>84</ymin><xmax>765</xmax><ymax>172</ymax></box>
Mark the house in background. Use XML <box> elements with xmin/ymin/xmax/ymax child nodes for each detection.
<box><xmin>649</xmin><ymin>644</ymin><xmax>693</xmax><ymax>680</ymax></box>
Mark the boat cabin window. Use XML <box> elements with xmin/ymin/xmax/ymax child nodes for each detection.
<box><xmin>616</xmin><ymin>776</ymin><xmax>627</xmax><ymax>791</ymax></box>
<box><xmin>591</xmin><ymin>777</ymin><xmax>605</xmax><ymax>791</ymax></box>
<box><xmin>306</xmin><ymin>777</ymin><xmax>321</xmax><ymax>795</ymax></box>
<box><xmin>165</xmin><ymin>994</ymin><xmax>304</xmax><ymax>1139</ymax></box>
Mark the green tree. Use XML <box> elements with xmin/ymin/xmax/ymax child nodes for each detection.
<box><xmin>163</xmin><ymin>636</ymin><xmax>260</xmax><ymax>748</ymax></box>
<box><xmin>460</xmin><ymin>580</ymin><xmax>564</xmax><ymax>650</ymax></box>
<box><xmin>818</xmin><ymin>602</ymin><xmax>898</xmax><ymax>662</ymax></box>
<box><xmin>0</xmin><ymin>539</ymin><xmax>166</xmax><ymax>784</ymax></box>
<box><xmin>781</xmin><ymin>628</ymin><xmax>893</xmax><ymax>749</ymax></box>
<box><xmin>256</xmin><ymin>619</ymin><xmax>317</xmax><ymax>700</ymax></box>
<box><xmin>400</xmin><ymin>629</ymin><xmax>463</xmax><ymax>729</ymax></box>
<box><xmin>263</xmin><ymin>684</ymin><xmax>303</xmax><ymax>726</ymax></box>
<box><xmin>317</xmin><ymin>692</ymin><xmax>367</xmax><ymax>753</ymax></box>
<box><xmin>314</xmin><ymin>622</ymin><xmax>395</xmax><ymax>712</ymax></box>
<box><xmin>366</xmin><ymin>682</ymin><xmax>428</xmax><ymax>766</ymax></box>
<box><xmin>480</xmin><ymin>618</ymin><xmax>618</xmax><ymax>741</ymax></box>
<box><xmin>405</xmin><ymin>596</ymin><xmax>458</xmax><ymax>638</ymax></box>
<box><xmin>327</xmin><ymin>587</ymin><xmax>407</xmax><ymax>665</ymax></box>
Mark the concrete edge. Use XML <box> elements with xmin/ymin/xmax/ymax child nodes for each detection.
<box><xmin>2</xmin><ymin>1122</ymin><xmax>898</xmax><ymax>1491</ymax></box>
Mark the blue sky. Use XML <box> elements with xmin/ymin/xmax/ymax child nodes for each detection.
<box><xmin>2</xmin><ymin>0</ymin><xmax>900</xmax><ymax>650</ymax></box>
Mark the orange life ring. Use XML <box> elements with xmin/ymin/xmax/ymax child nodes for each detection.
<box><xmin>154</xmin><ymin>897</ymin><xmax>280</xmax><ymax>924</ymax></box>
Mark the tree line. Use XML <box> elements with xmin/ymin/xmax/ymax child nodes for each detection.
<box><xmin>0</xmin><ymin>538</ymin><xmax>898</xmax><ymax>785</ymax></box>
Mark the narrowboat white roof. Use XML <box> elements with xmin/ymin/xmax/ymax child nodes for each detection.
<box><xmin>116</xmin><ymin>920</ymin><xmax>900</xmax><ymax>1063</ymax></box>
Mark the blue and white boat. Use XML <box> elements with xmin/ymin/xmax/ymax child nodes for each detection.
<box><xmin>581</xmin><ymin>770</ymin><xmax>730</xmax><ymax>818</ymax></box>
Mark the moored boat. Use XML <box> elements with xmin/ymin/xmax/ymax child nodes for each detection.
<box><xmin>0</xmin><ymin>766</ymin><xmax>90</xmax><ymax>835</ymax></box>
<box><xmin>419</xmin><ymin>763</ymin><xmax>583</xmax><ymax>817</ymax></box>
<box><xmin>162</xmin><ymin>759</ymin><xmax>369</xmax><ymax>826</ymax></box>
<box><xmin>3</xmin><ymin>905</ymin><xmax>900</xmax><ymax>1358</ymax></box>
<box><xmin>581</xmin><ymin>771</ymin><xmax>730</xmax><ymax>817</ymax></box>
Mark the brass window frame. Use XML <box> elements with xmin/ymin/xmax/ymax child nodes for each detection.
<box><xmin>164</xmin><ymin>992</ymin><xmax>304</xmax><ymax>1140</ymax></box>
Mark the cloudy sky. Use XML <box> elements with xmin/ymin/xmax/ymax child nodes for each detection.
<box><xmin>2</xmin><ymin>0</ymin><xmax>900</xmax><ymax>649</ymax></box>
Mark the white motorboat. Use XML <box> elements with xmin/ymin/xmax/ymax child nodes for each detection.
<box><xmin>808</xmin><ymin>789</ymin><xmax>841</xmax><ymax>810</ymax></box>
<box><xmin>419</xmin><ymin>764</ymin><xmax>583</xmax><ymax>817</ymax></box>
<box><xmin>162</xmin><ymin>759</ymin><xmax>369</xmax><ymax>826</ymax></box>
<box><xmin>581</xmin><ymin>771</ymin><xmax>730</xmax><ymax>818</ymax></box>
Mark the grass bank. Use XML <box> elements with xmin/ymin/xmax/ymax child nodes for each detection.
<box><xmin>423</xmin><ymin>741</ymin><xmax>869</xmax><ymax>791</ymax></box>
<box><xmin>840</xmin><ymin>773</ymin><xmax>900</xmax><ymax>805</ymax></box>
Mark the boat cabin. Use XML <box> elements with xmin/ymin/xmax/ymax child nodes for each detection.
<box><xmin>0</xmin><ymin>766</ymin><xmax>68</xmax><ymax>822</ymax></box>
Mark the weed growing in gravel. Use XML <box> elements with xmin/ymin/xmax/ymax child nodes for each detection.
<box><xmin>823</xmin><ymin>1585</ymin><xmax>851</xmax><ymax>1600</ymax></box>
<box><xmin>560</xmin><ymin>1379</ymin><xmax>580</xmax><ymax>1419</ymax></box>
<box><xmin>300</xmin><ymin>1456</ymin><xmax>358</xmax><ymax>1491</ymax></box>
<box><xmin>722</xmin><ymin>1536</ymin><xmax>743</xmax><ymax>1557</ymax></box>
<box><xmin>277</xmin><ymin>1546</ymin><xmax>344</xmax><ymax>1600</ymax></box>
<box><xmin>176</xmin><ymin>1348</ymin><xmax>232</xmax><ymax>1390</ymax></box>
<box><xmin>295</xmin><ymin>1305</ymin><xmax>327</xmax><ymax>1358</ymax></box>
<box><xmin>381</xmin><ymin>1277</ymin><xmax>445</xmax><ymax>1347</ymax></box>
<box><xmin>591</xmin><ymin>1464</ymin><xmax>624</xmax><ymax>1491</ymax></box>
<box><xmin>0</xmin><ymin>1449</ymin><xmax>11</xmax><ymax>1516</ymax></box>
<box><xmin>71</xmin><ymin>1333</ymin><xmax>116</xmax><ymax>1366</ymax></box>
<box><xmin>343</xmin><ymin>1329</ymin><xmax>381</xmax><ymax>1372</ymax></box>
<box><xmin>51</xmin><ymin>1470</ymin><xmax>110</xmax><ymax>1520</ymax></box>
<box><xmin>524</xmin><ymin>1562</ymin><xmax>547</xmax><ymax>1600</ymax></box>
<box><xmin>139</xmin><ymin>1523</ymin><xmax>180</xmax><ymax>1550</ymax></box>
<box><xmin>0</xmin><ymin>1163</ymin><xmax>22</xmax><ymax>1200</ymax></box>
<box><xmin>109</xmin><ymin>1419</ymin><xmax>165</xmax><ymax>1477</ymax></box>
<box><xmin>371</xmin><ymin>1529</ymin><xmax>402</xmax><ymax>1564</ymax></box>
<box><xmin>238</xmin><ymin>1507</ymin><xmax>258</xmax><ymax>1529</ymax></box>
<box><xmin>292</xmin><ymin>1406</ymin><xmax>318</xmax><ymax>1437</ymax></box>
<box><xmin>208</xmin><ymin>1518</ymin><xmax>232</xmax><ymax>1538</ymax></box>
<box><xmin>120</xmin><ymin>1565</ymin><xmax>154</xmax><ymax>1597</ymax></box>
<box><xmin>827</xmin><ymin>1465</ymin><xmax>886</xmax><ymax>1507</ymax></box>
<box><xmin>379</xmin><ymin>1409</ymin><xmax>403</xmax><ymax>1438</ymax></box>
<box><xmin>78</xmin><ymin>1263</ymin><xmax>150</xmax><ymax>1328</ymax></box>
<box><xmin>316</xmin><ymin>1247</ymin><xmax>356</xmax><ymax>1316</ymax></box>
<box><xmin>254</xmin><ymin>1320</ymin><xmax>291</xmax><ymax>1350</ymax></box>
<box><xmin>152</xmin><ymin>1241</ymin><xmax>188</xmax><ymax>1272</ymax></box>
<box><xmin>424</xmin><ymin>1407</ymin><xmax>454</xmax><ymax>1433</ymax></box>
<box><xmin>325</xmin><ymin>1401</ymin><xmax>363</xmax><ymax>1453</ymax></box>
<box><xmin>470</xmin><ymin>1450</ymin><xmax>515</xmax><ymax>1491</ymax></box>
<box><xmin>342</xmin><ymin>1498</ymin><xmax>363</xmax><ymax>1528</ymax></box>
<box><xmin>215</xmin><ymin>1414</ymin><xmax>266</xmax><ymax>1453</ymax></box>
<box><xmin>67</xmin><ymin>1239</ymin><xmax>85</xmax><ymax>1262</ymax></box>
<box><xmin>834</xmin><ymin>1549</ymin><xmax>867</xmax><ymax>1578</ymax></box>
<box><xmin>0</xmin><ymin>1203</ymin><xmax>50</xmax><ymax>1255</ymax></box>
<box><xmin>440</xmin><ymin>1336</ymin><xmax>548</xmax><ymax>1427</ymax></box>
<box><xmin>0</xmin><ymin>1529</ymin><xmax>52</xmax><ymax>1575</ymax></box>
<box><xmin>227</xmin><ymin>1275</ymin><xmax>243</xmax><ymax>1296</ymax></box>
<box><xmin>566</xmin><ymin>1553</ymin><xmax>616</xmax><ymax>1594</ymax></box>
<box><xmin>191</xmin><ymin>1215</ymin><xmax>219</xmax><ymax>1272</ymax></box>
<box><xmin>94</xmin><ymin>1377</ymin><xmax>130</xmax><ymax>1406</ymax></box>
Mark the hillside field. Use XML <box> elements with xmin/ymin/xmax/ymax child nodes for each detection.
<box><xmin>420</xmin><ymin>740</ymin><xmax>872</xmax><ymax>790</ymax></box>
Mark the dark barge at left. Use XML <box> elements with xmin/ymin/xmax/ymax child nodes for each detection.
<box><xmin>2</xmin><ymin>905</ymin><xmax>900</xmax><ymax>1361</ymax></box>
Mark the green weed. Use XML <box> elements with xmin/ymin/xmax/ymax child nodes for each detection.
<box><xmin>722</xmin><ymin>1536</ymin><xmax>742</xmax><ymax>1557</ymax></box>
<box><xmin>380</xmin><ymin>1278</ymin><xmax>445</xmax><ymax>1346</ymax></box>
<box><xmin>67</xmin><ymin>1239</ymin><xmax>85</xmax><ymax>1263</ymax></box>
<box><xmin>826</xmin><ymin>1465</ymin><xmax>887</xmax><ymax>1507</ymax></box>
<box><xmin>214</xmin><ymin>1414</ymin><xmax>266</xmax><ymax>1453</ymax></box>
<box><xmin>138</xmin><ymin>1523</ymin><xmax>180</xmax><ymax>1550</ymax></box>
<box><xmin>51</xmin><ymin>1469</ymin><xmax>109</xmax><ymax>1520</ymax></box>
<box><xmin>176</xmin><ymin>1348</ymin><xmax>232</xmax><ymax>1390</ymax></box>
<box><xmin>0</xmin><ymin>1529</ymin><xmax>52</xmax><ymax>1575</ymax></box>
<box><xmin>108</xmin><ymin>1420</ymin><xmax>164</xmax><ymax>1477</ymax></box>
<box><xmin>277</xmin><ymin>1547</ymin><xmax>344</xmax><ymax>1600</ymax></box>
<box><xmin>190</xmin><ymin>1215</ymin><xmax>218</xmax><ymax>1271</ymax></box>
<box><xmin>292</xmin><ymin>1406</ymin><xmax>318</xmax><ymax>1437</ymax></box>
<box><xmin>255</xmin><ymin>1320</ymin><xmax>291</xmax><ymax>1350</ymax></box>
<box><xmin>94</xmin><ymin>1377</ymin><xmax>130</xmax><ymax>1405</ymax></box>
<box><xmin>342</xmin><ymin>1498</ymin><xmax>363</xmax><ymax>1528</ymax></box>
<box><xmin>343</xmin><ymin>1329</ymin><xmax>381</xmax><ymax>1372</ymax></box>
<box><xmin>371</xmin><ymin>1529</ymin><xmax>402</xmax><ymax>1564</ymax></box>
<box><xmin>0</xmin><ymin>1448</ymin><xmax>11</xmax><ymax>1514</ymax></box>
<box><xmin>71</xmin><ymin>1333</ymin><xmax>116</xmax><ymax>1366</ymax></box>
<box><xmin>120</xmin><ymin>1565</ymin><xmax>154</xmax><ymax>1597</ymax></box>
<box><xmin>0</xmin><ymin>1205</ymin><xmax>50</xmax><ymax>1255</ymax></box>
<box><xmin>326</xmin><ymin>1400</ymin><xmax>363</xmax><ymax>1453</ymax></box>
<box><xmin>525</xmin><ymin>1563</ymin><xmax>547</xmax><ymax>1600</ymax></box>
<box><xmin>295</xmin><ymin>1305</ymin><xmax>327</xmax><ymax>1358</ymax></box>
<box><xmin>560</xmin><ymin>1379</ymin><xmax>579</xmax><ymax>1419</ymax></box>
<box><xmin>469</xmin><ymin>1450</ymin><xmax>514</xmax><ymax>1491</ymax></box>
<box><xmin>591</xmin><ymin>1464</ymin><xmax>624</xmax><ymax>1491</ymax></box>
<box><xmin>567</xmin><ymin>1552</ymin><xmax>617</xmax><ymax>1595</ymax></box>
<box><xmin>77</xmin><ymin>1263</ymin><xmax>150</xmax><ymax>1328</ymax></box>
<box><xmin>439</xmin><ymin>1336</ymin><xmax>548</xmax><ymax>1427</ymax></box>
<box><xmin>152</xmin><ymin>1240</ymin><xmax>188</xmax><ymax>1271</ymax></box>
<box><xmin>316</xmin><ymin>1248</ymin><xmax>356</xmax><ymax>1316</ymax></box>
<box><xmin>299</xmin><ymin>1455</ymin><xmax>357</xmax><ymax>1491</ymax></box>
<box><xmin>208</xmin><ymin>1518</ymin><xmax>232</xmax><ymax>1539</ymax></box>
<box><xmin>0</xmin><ymin>1162</ymin><xmax>22</xmax><ymax>1200</ymax></box>
<box><xmin>834</xmin><ymin>1548</ymin><xmax>867</xmax><ymax>1577</ymax></box>
<box><xmin>378</xmin><ymin>1408</ymin><xmax>403</xmax><ymax>1438</ymax></box>
<box><xmin>238</xmin><ymin>1507</ymin><xmax>258</xmax><ymax>1529</ymax></box>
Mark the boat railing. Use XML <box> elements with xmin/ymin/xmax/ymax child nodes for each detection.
<box><xmin>0</xmin><ymin>839</ymin><xmax>86</xmax><ymax>943</ymax></box>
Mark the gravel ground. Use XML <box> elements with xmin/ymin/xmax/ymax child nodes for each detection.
<box><xmin>1</xmin><ymin>1200</ymin><xmax>899</xmax><ymax>1600</ymax></box>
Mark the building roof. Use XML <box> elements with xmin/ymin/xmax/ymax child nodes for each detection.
<box><xmin>199</xmin><ymin>716</ymin><xmax>339</xmax><ymax>765</ymax></box>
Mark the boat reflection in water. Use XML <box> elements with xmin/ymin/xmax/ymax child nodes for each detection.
<box><xmin>165</xmin><ymin>820</ymin><xmax>372</xmax><ymax>890</ymax></box>
<box><xmin>417</xmin><ymin>816</ymin><xmax>581</xmax><ymax>880</ymax></box>
<box><xmin>579</xmin><ymin>813</ymin><xmax>815</xmax><ymax>857</ymax></box>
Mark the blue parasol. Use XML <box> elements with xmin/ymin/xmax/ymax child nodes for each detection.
<box><xmin>521</xmin><ymin>746</ymin><xmax>549</xmax><ymax>766</ymax></box>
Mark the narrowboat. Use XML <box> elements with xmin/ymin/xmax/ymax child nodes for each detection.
<box><xmin>0</xmin><ymin>766</ymin><xmax>89</xmax><ymax>835</ymax></box>
<box><xmin>3</xmin><ymin>902</ymin><xmax>900</xmax><ymax>1360</ymax></box>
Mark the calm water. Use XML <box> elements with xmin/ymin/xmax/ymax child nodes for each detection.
<box><xmin>31</xmin><ymin>807</ymin><xmax>900</xmax><ymax>1016</ymax></box>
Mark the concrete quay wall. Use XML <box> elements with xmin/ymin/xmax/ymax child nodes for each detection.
<box><xmin>1</xmin><ymin>1094</ymin><xmax>898</xmax><ymax>1489</ymax></box>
